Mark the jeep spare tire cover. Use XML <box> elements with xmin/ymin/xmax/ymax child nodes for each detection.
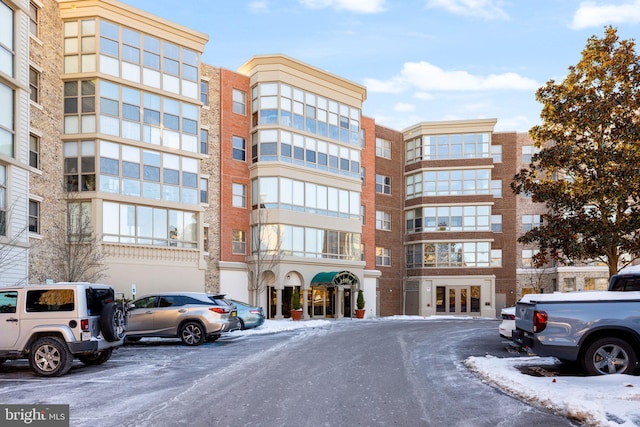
<box><xmin>100</xmin><ymin>302</ymin><xmax>126</xmax><ymax>342</ymax></box>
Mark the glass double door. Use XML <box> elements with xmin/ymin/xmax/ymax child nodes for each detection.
<box><xmin>436</xmin><ymin>285</ymin><xmax>481</xmax><ymax>314</ymax></box>
<box><xmin>310</xmin><ymin>287</ymin><xmax>352</xmax><ymax>318</ymax></box>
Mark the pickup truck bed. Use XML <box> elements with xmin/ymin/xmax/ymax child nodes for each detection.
<box><xmin>514</xmin><ymin>291</ymin><xmax>640</xmax><ymax>375</ymax></box>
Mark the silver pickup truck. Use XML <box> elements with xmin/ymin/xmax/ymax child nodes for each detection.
<box><xmin>513</xmin><ymin>273</ymin><xmax>640</xmax><ymax>375</ymax></box>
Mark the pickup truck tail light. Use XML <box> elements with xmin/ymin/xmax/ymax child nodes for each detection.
<box><xmin>533</xmin><ymin>310</ymin><xmax>548</xmax><ymax>333</ymax></box>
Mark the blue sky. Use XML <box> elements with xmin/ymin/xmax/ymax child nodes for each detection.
<box><xmin>121</xmin><ymin>0</ymin><xmax>640</xmax><ymax>132</ymax></box>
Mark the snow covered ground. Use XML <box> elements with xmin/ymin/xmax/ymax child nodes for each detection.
<box><xmin>232</xmin><ymin>316</ymin><xmax>640</xmax><ymax>427</ymax></box>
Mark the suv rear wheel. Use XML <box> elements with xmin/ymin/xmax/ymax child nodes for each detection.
<box><xmin>78</xmin><ymin>348</ymin><xmax>113</xmax><ymax>365</ymax></box>
<box><xmin>29</xmin><ymin>336</ymin><xmax>73</xmax><ymax>377</ymax></box>
<box><xmin>180</xmin><ymin>321</ymin><xmax>205</xmax><ymax>346</ymax></box>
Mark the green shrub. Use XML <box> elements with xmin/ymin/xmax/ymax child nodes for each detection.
<box><xmin>356</xmin><ymin>289</ymin><xmax>365</xmax><ymax>310</ymax></box>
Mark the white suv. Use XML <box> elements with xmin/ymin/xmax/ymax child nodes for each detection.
<box><xmin>0</xmin><ymin>282</ymin><xmax>126</xmax><ymax>377</ymax></box>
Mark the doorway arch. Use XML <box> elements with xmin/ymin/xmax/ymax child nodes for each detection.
<box><xmin>310</xmin><ymin>271</ymin><xmax>359</xmax><ymax>318</ymax></box>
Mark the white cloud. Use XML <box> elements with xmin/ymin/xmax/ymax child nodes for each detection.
<box><xmin>362</xmin><ymin>76</ymin><xmax>406</xmax><ymax>93</ymax></box>
<box><xmin>394</xmin><ymin>102</ymin><xmax>416</xmax><ymax>113</ymax></box>
<box><xmin>366</xmin><ymin>61</ymin><xmax>538</xmax><ymax>93</ymax></box>
<box><xmin>426</xmin><ymin>0</ymin><xmax>509</xmax><ymax>20</ymax></box>
<box><xmin>249</xmin><ymin>1</ymin><xmax>269</xmax><ymax>12</ymax></box>
<box><xmin>299</xmin><ymin>0</ymin><xmax>386</xmax><ymax>13</ymax></box>
<box><xmin>570</xmin><ymin>0</ymin><xmax>640</xmax><ymax>29</ymax></box>
<box><xmin>413</xmin><ymin>92</ymin><xmax>434</xmax><ymax>100</ymax></box>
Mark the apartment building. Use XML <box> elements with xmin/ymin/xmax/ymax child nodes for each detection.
<box><xmin>0</xmin><ymin>0</ymin><xmax>30</xmax><ymax>286</ymax></box>
<box><xmin>216</xmin><ymin>55</ymin><xmax>378</xmax><ymax>319</ymax></box>
<box><xmin>28</xmin><ymin>0</ymin><xmax>210</xmax><ymax>298</ymax></box>
<box><xmin>402</xmin><ymin>120</ymin><xmax>510</xmax><ymax>317</ymax></box>
<box><xmin>13</xmin><ymin>0</ymin><xmax>608</xmax><ymax>318</ymax></box>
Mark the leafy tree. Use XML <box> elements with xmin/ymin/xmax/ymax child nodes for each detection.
<box><xmin>512</xmin><ymin>26</ymin><xmax>640</xmax><ymax>278</ymax></box>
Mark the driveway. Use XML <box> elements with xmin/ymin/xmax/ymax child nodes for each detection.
<box><xmin>0</xmin><ymin>319</ymin><xmax>575</xmax><ymax>426</ymax></box>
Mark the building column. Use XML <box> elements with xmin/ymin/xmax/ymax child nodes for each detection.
<box><xmin>302</xmin><ymin>288</ymin><xmax>309</xmax><ymax>319</ymax></box>
<box><xmin>275</xmin><ymin>288</ymin><xmax>283</xmax><ymax>319</ymax></box>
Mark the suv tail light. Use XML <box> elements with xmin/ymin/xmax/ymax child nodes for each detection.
<box><xmin>533</xmin><ymin>310</ymin><xmax>548</xmax><ymax>333</ymax></box>
<box><xmin>209</xmin><ymin>307</ymin><xmax>230</xmax><ymax>314</ymax></box>
<box><xmin>81</xmin><ymin>318</ymin><xmax>90</xmax><ymax>332</ymax></box>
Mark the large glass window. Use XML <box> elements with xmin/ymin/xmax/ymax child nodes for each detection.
<box><xmin>97</xmin><ymin>141</ymin><xmax>199</xmax><ymax>204</ymax></box>
<box><xmin>88</xmin><ymin>20</ymin><xmax>199</xmax><ymax>98</ymax></box>
<box><xmin>406</xmin><ymin>169</ymin><xmax>491</xmax><ymax>198</ymax></box>
<box><xmin>97</xmin><ymin>80</ymin><xmax>199</xmax><ymax>151</ymax></box>
<box><xmin>253</xmin><ymin>82</ymin><xmax>361</xmax><ymax>147</ymax></box>
<box><xmin>405</xmin><ymin>133</ymin><xmax>490</xmax><ymax>163</ymax></box>
<box><xmin>103</xmin><ymin>201</ymin><xmax>196</xmax><ymax>248</ymax></box>
<box><xmin>251</xmin><ymin>176</ymin><xmax>360</xmax><ymax>219</ymax></box>
<box><xmin>251</xmin><ymin>223</ymin><xmax>361</xmax><ymax>261</ymax></box>
<box><xmin>406</xmin><ymin>241</ymin><xmax>495</xmax><ymax>268</ymax></box>
<box><xmin>406</xmin><ymin>205</ymin><xmax>491</xmax><ymax>233</ymax></box>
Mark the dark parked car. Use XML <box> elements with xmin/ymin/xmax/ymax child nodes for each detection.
<box><xmin>126</xmin><ymin>292</ymin><xmax>240</xmax><ymax>346</ymax></box>
<box><xmin>213</xmin><ymin>296</ymin><xmax>265</xmax><ymax>330</ymax></box>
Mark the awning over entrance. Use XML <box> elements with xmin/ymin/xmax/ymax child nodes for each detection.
<box><xmin>311</xmin><ymin>271</ymin><xmax>359</xmax><ymax>287</ymax></box>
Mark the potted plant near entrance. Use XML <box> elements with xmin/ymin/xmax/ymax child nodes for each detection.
<box><xmin>290</xmin><ymin>286</ymin><xmax>303</xmax><ymax>321</ymax></box>
<box><xmin>355</xmin><ymin>289</ymin><xmax>366</xmax><ymax>319</ymax></box>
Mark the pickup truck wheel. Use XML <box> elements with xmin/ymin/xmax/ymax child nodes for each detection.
<box><xmin>78</xmin><ymin>348</ymin><xmax>113</xmax><ymax>365</ymax></box>
<box><xmin>180</xmin><ymin>321</ymin><xmax>205</xmax><ymax>346</ymax></box>
<box><xmin>29</xmin><ymin>337</ymin><xmax>73</xmax><ymax>377</ymax></box>
<box><xmin>100</xmin><ymin>303</ymin><xmax>127</xmax><ymax>342</ymax></box>
<box><xmin>583</xmin><ymin>337</ymin><xmax>637</xmax><ymax>375</ymax></box>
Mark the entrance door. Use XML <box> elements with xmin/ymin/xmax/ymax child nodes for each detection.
<box><xmin>311</xmin><ymin>287</ymin><xmax>334</xmax><ymax>318</ymax></box>
<box><xmin>437</xmin><ymin>286</ymin><xmax>481</xmax><ymax>314</ymax></box>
